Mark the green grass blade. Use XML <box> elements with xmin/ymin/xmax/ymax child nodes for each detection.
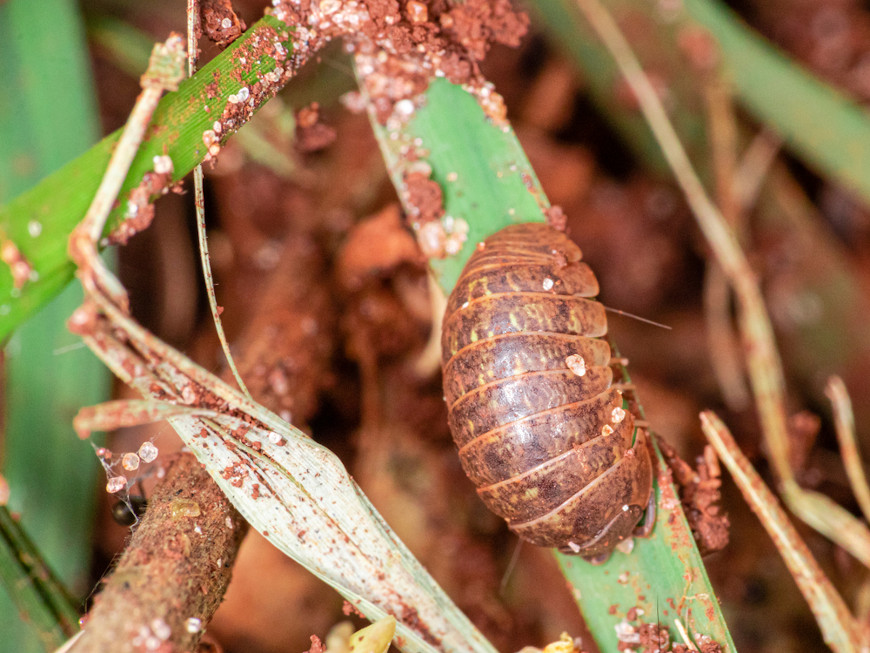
<box><xmin>530</xmin><ymin>0</ymin><xmax>870</xmax><ymax>213</ymax></box>
<box><xmin>0</xmin><ymin>14</ymin><xmax>297</xmax><ymax>343</ymax></box>
<box><xmin>366</xmin><ymin>77</ymin><xmax>735</xmax><ymax>651</ymax></box>
<box><xmin>682</xmin><ymin>0</ymin><xmax>870</xmax><ymax>207</ymax></box>
<box><xmin>526</xmin><ymin>0</ymin><xmax>708</xmax><ymax>177</ymax></box>
<box><xmin>373</xmin><ymin>79</ymin><xmax>550</xmax><ymax>296</ymax></box>
<box><xmin>0</xmin><ymin>1</ymin><xmax>106</xmax><ymax>650</ymax></box>
<box><xmin>0</xmin><ymin>508</ymin><xmax>80</xmax><ymax>650</ymax></box>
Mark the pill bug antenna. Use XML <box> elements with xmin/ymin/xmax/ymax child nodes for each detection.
<box><xmin>499</xmin><ymin>538</ymin><xmax>524</xmax><ymax>596</ymax></box>
<box><xmin>602</xmin><ymin>305</ymin><xmax>673</xmax><ymax>331</ymax></box>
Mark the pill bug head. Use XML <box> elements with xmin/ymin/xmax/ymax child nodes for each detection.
<box><xmin>441</xmin><ymin>222</ymin><xmax>653</xmax><ymax>561</ymax></box>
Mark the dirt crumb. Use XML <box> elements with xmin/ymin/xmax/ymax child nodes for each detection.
<box><xmin>403</xmin><ymin>170</ymin><xmax>444</xmax><ymax>224</ymax></box>
<box><xmin>440</xmin><ymin>0</ymin><xmax>529</xmax><ymax>60</ymax></box>
<box><xmin>635</xmin><ymin>622</ymin><xmax>670</xmax><ymax>652</ymax></box>
<box><xmin>110</xmin><ymin>166</ymin><xmax>178</xmax><ymax>245</ymax></box>
<box><xmin>659</xmin><ymin>438</ymin><xmax>730</xmax><ymax>555</ymax></box>
<box><xmin>295</xmin><ymin>102</ymin><xmax>337</xmax><ymax>152</ymax></box>
<box><xmin>0</xmin><ymin>238</ymin><xmax>33</xmax><ymax>290</ymax></box>
<box><xmin>201</xmin><ymin>0</ymin><xmax>246</xmax><ymax>48</ymax></box>
<box><xmin>351</xmin><ymin>0</ymin><xmax>528</xmax><ymax>124</ymax></box>
<box><xmin>341</xmin><ymin>601</ymin><xmax>366</xmax><ymax>618</ymax></box>
<box><xmin>306</xmin><ymin>634</ymin><xmax>325</xmax><ymax>653</ymax></box>
<box><xmin>617</xmin><ymin>614</ymin><xmax>723</xmax><ymax>653</ymax></box>
<box><xmin>545</xmin><ymin>205</ymin><xmax>567</xmax><ymax>232</ymax></box>
<box><xmin>336</xmin><ymin>204</ymin><xmax>423</xmax><ymax>291</ymax></box>
<box><xmin>698</xmin><ymin>638</ymin><xmax>723</xmax><ymax>653</ymax></box>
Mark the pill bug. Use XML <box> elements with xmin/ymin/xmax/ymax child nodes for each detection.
<box><xmin>440</xmin><ymin>222</ymin><xmax>653</xmax><ymax>560</ymax></box>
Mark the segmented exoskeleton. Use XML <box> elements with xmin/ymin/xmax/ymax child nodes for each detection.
<box><xmin>441</xmin><ymin>223</ymin><xmax>652</xmax><ymax>560</ymax></box>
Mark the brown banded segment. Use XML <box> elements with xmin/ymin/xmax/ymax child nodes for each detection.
<box><xmin>447</xmin><ymin>367</ymin><xmax>612</xmax><ymax>443</ymax></box>
<box><xmin>442</xmin><ymin>334</ymin><xmax>611</xmax><ymax>404</ymax></box>
<box><xmin>446</xmin><ymin>260</ymin><xmax>600</xmax><ymax>315</ymax></box>
<box><xmin>441</xmin><ymin>223</ymin><xmax>653</xmax><ymax>559</ymax></box>
<box><xmin>510</xmin><ymin>431</ymin><xmax>652</xmax><ymax>552</ymax></box>
<box><xmin>481</xmin><ymin>223</ymin><xmax>583</xmax><ymax>259</ymax></box>
<box><xmin>475</xmin><ymin>414</ymin><xmax>636</xmax><ymax>521</ymax></box>
<box><xmin>452</xmin><ymin>384</ymin><xmax>622</xmax><ymax>454</ymax></box>
<box><xmin>441</xmin><ymin>294</ymin><xmax>608</xmax><ymax>359</ymax></box>
<box><xmin>457</xmin><ymin>390</ymin><xmax>629</xmax><ymax>485</ymax></box>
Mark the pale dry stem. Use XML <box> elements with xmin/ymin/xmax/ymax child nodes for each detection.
<box><xmin>826</xmin><ymin>376</ymin><xmax>870</xmax><ymax>524</ymax></box>
<box><xmin>702</xmin><ymin>79</ymin><xmax>749</xmax><ymax>411</ymax></box>
<box><xmin>68</xmin><ymin>36</ymin><xmax>186</xmax><ymax>308</ymax></box>
<box><xmin>700</xmin><ymin>411</ymin><xmax>866</xmax><ymax>652</ymax></box>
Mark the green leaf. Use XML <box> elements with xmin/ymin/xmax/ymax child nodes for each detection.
<box><xmin>0</xmin><ymin>1</ymin><xmax>106</xmax><ymax>651</ymax></box>
<box><xmin>366</xmin><ymin>76</ymin><xmax>736</xmax><ymax>652</ymax></box>
<box><xmin>0</xmin><ymin>14</ymin><xmax>297</xmax><ymax>343</ymax></box>
<box><xmin>683</xmin><ymin>0</ymin><xmax>870</xmax><ymax>207</ymax></box>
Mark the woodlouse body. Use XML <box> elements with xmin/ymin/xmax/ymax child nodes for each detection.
<box><xmin>441</xmin><ymin>223</ymin><xmax>653</xmax><ymax>559</ymax></box>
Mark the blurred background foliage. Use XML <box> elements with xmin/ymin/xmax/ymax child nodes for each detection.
<box><xmin>3</xmin><ymin>0</ymin><xmax>870</xmax><ymax>651</ymax></box>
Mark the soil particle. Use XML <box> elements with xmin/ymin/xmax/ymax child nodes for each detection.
<box><xmin>295</xmin><ymin>102</ymin><xmax>338</xmax><ymax>152</ymax></box>
<box><xmin>306</xmin><ymin>634</ymin><xmax>325</xmax><ymax>653</ymax></box>
<box><xmin>658</xmin><ymin>437</ymin><xmax>730</xmax><ymax>555</ymax></box>
<box><xmin>697</xmin><ymin>637</ymin><xmax>723</xmax><ymax>653</ymax></box>
<box><xmin>617</xmin><ymin>613</ymin><xmax>723</xmax><ymax>653</ymax></box>
<box><xmin>201</xmin><ymin>0</ymin><xmax>247</xmax><ymax>48</ymax></box>
<box><xmin>0</xmin><ymin>238</ymin><xmax>33</xmax><ymax>290</ymax></box>
<box><xmin>636</xmin><ymin>622</ymin><xmax>670</xmax><ymax>652</ymax></box>
<box><xmin>349</xmin><ymin>0</ymin><xmax>529</xmax><ymax>125</ymax></box>
<box><xmin>336</xmin><ymin>204</ymin><xmax>423</xmax><ymax>291</ymax></box>
<box><xmin>109</xmin><ymin>167</ymin><xmax>178</xmax><ymax>246</ymax></box>
<box><xmin>342</xmin><ymin>601</ymin><xmax>366</xmax><ymax>618</ymax></box>
<box><xmin>403</xmin><ymin>169</ymin><xmax>444</xmax><ymax>224</ymax></box>
<box><xmin>440</xmin><ymin>0</ymin><xmax>529</xmax><ymax>60</ymax></box>
<box><xmin>545</xmin><ymin>205</ymin><xmax>568</xmax><ymax>232</ymax></box>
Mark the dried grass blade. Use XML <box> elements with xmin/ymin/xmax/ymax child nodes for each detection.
<box><xmin>826</xmin><ymin>376</ymin><xmax>870</xmax><ymax>525</ymax></box>
<box><xmin>700</xmin><ymin>411</ymin><xmax>865</xmax><ymax>652</ymax></box>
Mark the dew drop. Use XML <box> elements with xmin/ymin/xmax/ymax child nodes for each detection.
<box><xmin>268</xmin><ymin>431</ymin><xmax>283</xmax><ymax>445</ymax></box>
<box><xmin>122</xmin><ymin>452</ymin><xmax>140</xmax><ymax>471</ymax></box>
<box><xmin>394</xmin><ymin>99</ymin><xmax>414</xmax><ymax>116</ymax></box>
<box><xmin>542</xmin><ymin>277</ymin><xmax>554</xmax><ymax>291</ymax></box>
<box><xmin>602</xmin><ymin>424</ymin><xmax>614</xmax><ymax>436</ymax></box>
<box><xmin>185</xmin><ymin>617</ymin><xmax>202</xmax><ymax>634</ymax></box>
<box><xmin>171</xmin><ymin>498</ymin><xmax>201</xmax><ymax>519</ymax></box>
<box><xmin>106</xmin><ymin>476</ymin><xmax>127</xmax><ymax>493</ymax></box>
<box><xmin>138</xmin><ymin>442</ymin><xmax>158</xmax><ymax>463</ymax></box>
<box><xmin>566</xmin><ymin>540</ymin><xmax>581</xmax><ymax>553</ymax></box>
<box><xmin>27</xmin><ymin>220</ymin><xmax>42</xmax><ymax>237</ymax></box>
<box><xmin>151</xmin><ymin>618</ymin><xmax>171</xmax><ymax>641</ymax></box>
